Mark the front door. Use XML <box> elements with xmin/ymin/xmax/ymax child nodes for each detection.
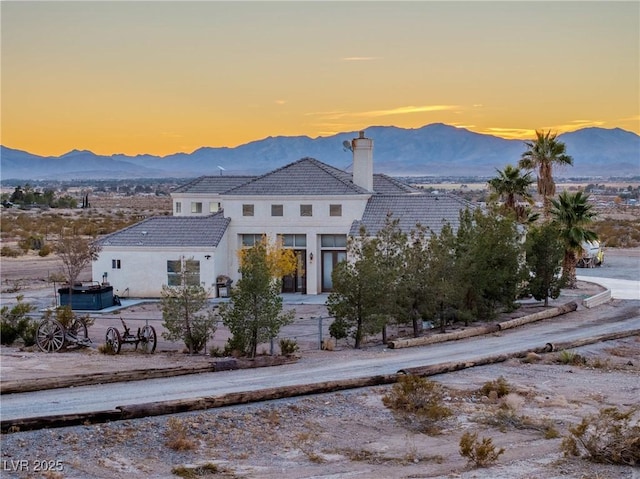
<box><xmin>282</xmin><ymin>249</ymin><xmax>306</xmax><ymax>293</ymax></box>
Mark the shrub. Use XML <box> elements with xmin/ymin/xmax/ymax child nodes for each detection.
<box><xmin>0</xmin><ymin>246</ymin><xmax>20</xmax><ymax>257</ymax></box>
<box><xmin>329</xmin><ymin>317</ymin><xmax>348</xmax><ymax>342</ymax></box>
<box><xmin>0</xmin><ymin>296</ymin><xmax>37</xmax><ymax>345</ymax></box>
<box><xmin>20</xmin><ymin>319</ymin><xmax>39</xmax><ymax>347</ymax></box>
<box><xmin>382</xmin><ymin>375</ymin><xmax>452</xmax><ymax>433</ymax></box>
<box><xmin>279</xmin><ymin>338</ymin><xmax>299</xmax><ymax>356</ymax></box>
<box><xmin>561</xmin><ymin>406</ymin><xmax>640</xmax><ymax>465</ymax></box>
<box><xmin>171</xmin><ymin>463</ymin><xmax>221</xmax><ymax>479</ymax></box>
<box><xmin>459</xmin><ymin>431</ymin><xmax>505</xmax><ymax>467</ymax></box>
<box><xmin>38</xmin><ymin>243</ymin><xmax>52</xmax><ymax>257</ymax></box>
<box><xmin>98</xmin><ymin>342</ymin><xmax>117</xmax><ymax>355</ymax></box>
<box><xmin>479</xmin><ymin>376</ymin><xmax>511</xmax><ymax>399</ymax></box>
<box><xmin>164</xmin><ymin>417</ymin><xmax>197</xmax><ymax>451</ymax></box>
<box><xmin>557</xmin><ymin>350</ymin><xmax>587</xmax><ymax>366</ymax></box>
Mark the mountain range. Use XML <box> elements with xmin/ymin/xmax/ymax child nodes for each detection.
<box><xmin>1</xmin><ymin>123</ymin><xmax>638</xmax><ymax>181</ymax></box>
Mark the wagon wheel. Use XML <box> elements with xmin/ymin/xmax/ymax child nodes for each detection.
<box><xmin>36</xmin><ymin>319</ymin><xmax>65</xmax><ymax>353</ymax></box>
<box><xmin>105</xmin><ymin>327</ymin><xmax>122</xmax><ymax>354</ymax></box>
<box><xmin>139</xmin><ymin>325</ymin><xmax>157</xmax><ymax>354</ymax></box>
<box><xmin>68</xmin><ymin>318</ymin><xmax>90</xmax><ymax>347</ymax></box>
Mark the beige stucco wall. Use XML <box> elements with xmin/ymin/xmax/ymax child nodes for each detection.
<box><xmin>92</xmin><ymin>245</ymin><xmax>227</xmax><ymax>298</ymax></box>
<box><xmin>172</xmin><ymin>193</ymin><xmax>222</xmax><ymax>217</ymax></box>
<box><xmin>223</xmin><ymin>194</ymin><xmax>369</xmax><ymax>294</ymax></box>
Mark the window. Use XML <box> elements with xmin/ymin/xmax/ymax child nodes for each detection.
<box><xmin>271</xmin><ymin>204</ymin><xmax>283</xmax><ymax>216</ymax></box>
<box><xmin>321</xmin><ymin>234</ymin><xmax>347</xmax><ymax>248</ymax></box>
<box><xmin>167</xmin><ymin>259</ymin><xmax>200</xmax><ymax>286</ymax></box>
<box><xmin>281</xmin><ymin>234</ymin><xmax>306</xmax><ymax>247</ymax></box>
<box><xmin>300</xmin><ymin>204</ymin><xmax>312</xmax><ymax>217</ymax></box>
<box><xmin>111</xmin><ymin>259</ymin><xmax>121</xmax><ymax>269</ymax></box>
<box><xmin>191</xmin><ymin>202</ymin><xmax>202</xmax><ymax>214</ymax></box>
<box><xmin>329</xmin><ymin>204</ymin><xmax>342</xmax><ymax>217</ymax></box>
<box><xmin>242</xmin><ymin>234</ymin><xmax>265</xmax><ymax>247</ymax></box>
<box><xmin>209</xmin><ymin>202</ymin><xmax>220</xmax><ymax>213</ymax></box>
<box><xmin>243</xmin><ymin>204</ymin><xmax>254</xmax><ymax>216</ymax></box>
<box><xmin>175</xmin><ymin>202</ymin><xmax>182</xmax><ymax>214</ymax></box>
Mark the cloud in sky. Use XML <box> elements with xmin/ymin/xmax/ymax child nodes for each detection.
<box><xmin>360</xmin><ymin>105</ymin><xmax>460</xmax><ymax>118</ymax></box>
<box><xmin>307</xmin><ymin>105</ymin><xmax>460</xmax><ymax>120</ymax></box>
<box><xmin>483</xmin><ymin>127</ymin><xmax>536</xmax><ymax>140</ymax></box>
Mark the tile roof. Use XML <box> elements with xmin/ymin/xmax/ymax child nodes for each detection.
<box><xmin>171</xmin><ymin>175</ymin><xmax>255</xmax><ymax>194</ymax></box>
<box><xmin>97</xmin><ymin>212</ymin><xmax>230</xmax><ymax>248</ymax></box>
<box><xmin>350</xmin><ymin>194</ymin><xmax>475</xmax><ymax>237</ymax></box>
<box><xmin>372</xmin><ymin>174</ymin><xmax>420</xmax><ymax>194</ymax></box>
<box><xmin>224</xmin><ymin>158</ymin><xmax>371</xmax><ymax>196</ymax></box>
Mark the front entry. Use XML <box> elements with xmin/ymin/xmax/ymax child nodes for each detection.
<box><xmin>282</xmin><ymin>249</ymin><xmax>306</xmax><ymax>293</ymax></box>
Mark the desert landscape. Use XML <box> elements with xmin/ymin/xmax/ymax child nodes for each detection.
<box><xmin>1</xmin><ymin>248</ymin><xmax>639</xmax><ymax>478</ymax></box>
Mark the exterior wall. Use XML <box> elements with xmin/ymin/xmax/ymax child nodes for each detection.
<box><xmin>92</xmin><ymin>245</ymin><xmax>227</xmax><ymax>298</ymax></box>
<box><xmin>223</xmin><ymin>194</ymin><xmax>369</xmax><ymax>294</ymax></box>
<box><xmin>172</xmin><ymin>193</ymin><xmax>222</xmax><ymax>217</ymax></box>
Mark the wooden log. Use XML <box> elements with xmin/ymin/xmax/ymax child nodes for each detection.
<box><xmin>0</xmin><ymin>365</ymin><xmax>215</xmax><ymax>395</ymax></box>
<box><xmin>543</xmin><ymin>328</ymin><xmax>640</xmax><ymax>353</ymax></box>
<box><xmin>117</xmin><ymin>375</ymin><xmax>398</xmax><ymax>420</ymax></box>
<box><xmin>497</xmin><ymin>301</ymin><xmax>578</xmax><ymax>331</ymax></box>
<box><xmin>1</xmin><ymin>410</ymin><xmax>121</xmax><ymax>433</ymax></box>
<box><xmin>0</xmin><ymin>356</ymin><xmax>298</xmax><ymax>395</ymax></box>
<box><xmin>388</xmin><ymin>324</ymin><xmax>500</xmax><ymax>349</ymax></box>
<box><xmin>388</xmin><ymin>301</ymin><xmax>579</xmax><ymax>350</ymax></box>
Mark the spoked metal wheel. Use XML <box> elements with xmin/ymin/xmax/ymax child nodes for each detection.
<box><xmin>36</xmin><ymin>319</ymin><xmax>65</xmax><ymax>353</ymax></box>
<box><xmin>68</xmin><ymin>319</ymin><xmax>90</xmax><ymax>348</ymax></box>
<box><xmin>139</xmin><ymin>325</ymin><xmax>157</xmax><ymax>354</ymax></box>
<box><xmin>105</xmin><ymin>327</ymin><xmax>122</xmax><ymax>354</ymax></box>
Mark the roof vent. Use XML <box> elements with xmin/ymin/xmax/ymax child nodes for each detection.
<box><xmin>141</xmin><ymin>231</ymin><xmax>148</xmax><ymax>235</ymax></box>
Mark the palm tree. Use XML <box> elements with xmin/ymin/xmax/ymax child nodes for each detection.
<box><xmin>519</xmin><ymin>130</ymin><xmax>573</xmax><ymax>216</ymax></box>
<box><xmin>549</xmin><ymin>191</ymin><xmax>598</xmax><ymax>288</ymax></box>
<box><xmin>487</xmin><ymin>165</ymin><xmax>535</xmax><ymax>222</ymax></box>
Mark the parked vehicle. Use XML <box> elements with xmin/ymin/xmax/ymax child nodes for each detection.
<box><xmin>577</xmin><ymin>241</ymin><xmax>604</xmax><ymax>268</ymax></box>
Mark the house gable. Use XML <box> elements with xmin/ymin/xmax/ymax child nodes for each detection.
<box><xmin>224</xmin><ymin>157</ymin><xmax>371</xmax><ymax>196</ymax></box>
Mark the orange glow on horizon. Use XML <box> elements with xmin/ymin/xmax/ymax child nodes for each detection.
<box><xmin>1</xmin><ymin>1</ymin><xmax>637</xmax><ymax>157</ymax></box>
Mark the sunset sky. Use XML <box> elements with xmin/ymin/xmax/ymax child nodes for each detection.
<box><xmin>1</xmin><ymin>1</ymin><xmax>638</xmax><ymax>157</ymax></box>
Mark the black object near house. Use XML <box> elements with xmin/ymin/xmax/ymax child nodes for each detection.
<box><xmin>58</xmin><ymin>283</ymin><xmax>115</xmax><ymax>310</ymax></box>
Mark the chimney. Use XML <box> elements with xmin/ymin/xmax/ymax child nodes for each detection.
<box><xmin>352</xmin><ymin>131</ymin><xmax>373</xmax><ymax>192</ymax></box>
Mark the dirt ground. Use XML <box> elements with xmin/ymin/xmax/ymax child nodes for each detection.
<box><xmin>1</xmin><ymin>253</ymin><xmax>639</xmax><ymax>478</ymax></box>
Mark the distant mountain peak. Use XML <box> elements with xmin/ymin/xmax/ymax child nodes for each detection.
<box><xmin>1</xmin><ymin>123</ymin><xmax>638</xmax><ymax>180</ymax></box>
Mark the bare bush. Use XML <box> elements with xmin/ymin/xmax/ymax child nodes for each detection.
<box><xmin>382</xmin><ymin>375</ymin><xmax>452</xmax><ymax>433</ymax></box>
<box><xmin>459</xmin><ymin>431</ymin><xmax>505</xmax><ymax>467</ymax></box>
<box><xmin>561</xmin><ymin>406</ymin><xmax>640</xmax><ymax>465</ymax></box>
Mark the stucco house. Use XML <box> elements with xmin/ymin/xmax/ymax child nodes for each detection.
<box><xmin>93</xmin><ymin>132</ymin><xmax>472</xmax><ymax>298</ymax></box>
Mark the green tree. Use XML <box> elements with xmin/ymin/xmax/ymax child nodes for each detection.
<box><xmin>425</xmin><ymin>224</ymin><xmax>461</xmax><ymax>331</ymax></box>
<box><xmin>524</xmin><ymin>222</ymin><xmax>565</xmax><ymax>306</ymax></box>
<box><xmin>326</xmin><ymin>229</ymin><xmax>381</xmax><ymax>348</ymax></box>
<box><xmin>370</xmin><ymin>215</ymin><xmax>407</xmax><ymax>342</ymax></box>
<box><xmin>550</xmin><ymin>191</ymin><xmax>598</xmax><ymax>288</ymax></box>
<box><xmin>161</xmin><ymin>266</ymin><xmax>217</xmax><ymax>354</ymax></box>
<box><xmin>395</xmin><ymin>226</ymin><xmax>432</xmax><ymax>337</ymax></box>
<box><xmin>219</xmin><ymin>240</ymin><xmax>295</xmax><ymax>358</ymax></box>
<box><xmin>519</xmin><ymin>130</ymin><xmax>573</xmax><ymax>216</ymax></box>
<box><xmin>453</xmin><ymin>209</ymin><xmax>523</xmax><ymax>321</ymax></box>
<box><xmin>487</xmin><ymin>165</ymin><xmax>536</xmax><ymax>223</ymax></box>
